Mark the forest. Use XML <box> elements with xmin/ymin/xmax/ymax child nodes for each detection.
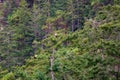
<box><xmin>0</xmin><ymin>0</ymin><xmax>120</xmax><ymax>80</ymax></box>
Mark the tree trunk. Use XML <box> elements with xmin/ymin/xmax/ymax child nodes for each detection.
<box><xmin>77</xmin><ymin>0</ymin><xmax>80</xmax><ymax>28</ymax></box>
<box><xmin>47</xmin><ymin>0</ymin><xmax>51</xmax><ymax>33</ymax></box>
<box><xmin>71</xmin><ymin>0</ymin><xmax>74</xmax><ymax>32</ymax></box>
<box><xmin>50</xmin><ymin>48</ymin><xmax>55</xmax><ymax>80</ymax></box>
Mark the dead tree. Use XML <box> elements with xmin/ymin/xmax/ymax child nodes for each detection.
<box><xmin>50</xmin><ymin>48</ymin><xmax>56</xmax><ymax>80</ymax></box>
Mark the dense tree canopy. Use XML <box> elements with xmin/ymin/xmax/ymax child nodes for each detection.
<box><xmin>0</xmin><ymin>0</ymin><xmax>120</xmax><ymax>80</ymax></box>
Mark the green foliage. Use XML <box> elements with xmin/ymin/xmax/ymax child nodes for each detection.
<box><xmin>0</xmin><ymin>0</ymin><xmax>34</xmax><ymax>69</ymax></box>
<box><xmin>91</xmin><ymin>0</ymin><xmax>104</xmax><ymax>6</ymax></box>
<box><xmin>33</xmin><ymin>71</ymin><xmax>48</xmax><ymax>80</ymax></box>
<box><xmin>17</xmin><ymin>20</ymin><xmax>120</xmax><ymax>79</ymax></box>
<box><xmin>15</xmin><ymin>69</ymin><xmax>31</xmax><ymax>80</ymax></box>
<box><xmin>0</xmin><ymin>0</ymin><xmax>120</xmax><ymax>80</ymax></box>
<box><xmin>2</xmin><ymin>72</ymin><xmax>15</xmax><ymax>80</ymax></box>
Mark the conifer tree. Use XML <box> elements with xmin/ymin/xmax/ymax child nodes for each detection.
<box><xmin>0</xmin><ymin>0</ymin><xmax>35</xmax><ymax>67</ymax></box>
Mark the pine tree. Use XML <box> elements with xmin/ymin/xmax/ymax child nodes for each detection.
<box><xmin>0</xmin><ymin>0</ymin><xmax>35</xmax><ymax>68</ymax></box>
